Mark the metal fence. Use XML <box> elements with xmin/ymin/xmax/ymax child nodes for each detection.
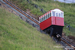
<box><xmin>27</xmin><ymin>0</ymin><xmax>46</xmax><ymax>13</ymax></box>
<box><xmin>27</xmin><ymin>0</ymin><xmax>75</xmax><ymax>33</ymax></box>
<box><xmin>64</xmin><ymin>23</ymin><xmax>75</xmax><ymax>32</ymax></box>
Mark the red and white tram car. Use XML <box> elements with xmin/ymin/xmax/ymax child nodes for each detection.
<box><xmin>39</xmin><ymin>9</ymin><xmax>64</xmax><ymax>38</ymax></box>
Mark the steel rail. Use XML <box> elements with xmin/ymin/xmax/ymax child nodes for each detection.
<box><xmin>61</xmin><ymin>37</ymin><xmax>75</xmax><ymax>50</ymax></box>
<box><xmin>3</xmin><ymin>0</ymin><xmax>39</xmax><ymax>25</ymax></box>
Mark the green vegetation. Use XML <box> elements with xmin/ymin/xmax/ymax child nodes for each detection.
<box><xmin>9</xmin><ymin>0</ymin><xmax>75</xmax><ymax>36</ymax></box>
<box><xmin>0</xmin><ymin>7</ymin><xmax>63</xmax><ymax>50</ymax></box>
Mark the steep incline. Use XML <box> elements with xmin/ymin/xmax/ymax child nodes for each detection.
<box><xmin>9</xmin><ymin>0</ymin><xmax>75</xmax><ymax>36</ymax></box>
<box><xmin>0</xmin><ymin>7</ymin><xmax>62</xmax><ymax>50</ymax></box>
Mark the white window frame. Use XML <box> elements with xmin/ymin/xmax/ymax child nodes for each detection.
<box><xmin>56</xmin><ymin>12</ymin><xmax>59</xmax><ymax>17</ymax></box>
<box><xmin>52</xmin><ymin>11</ymin><xmax>55</xmax><ymax>16</ymax></box>
<box><xmin>61</xmin><ymin>12</ymin><xmax>64</xmax><ymax>18</ymax></box>
<box><xmin>47</xmin><ymin>13</ymin><xmax>48</xmax><ymax>19</ymax></box>
<box><xmin>59</xmin><ymin>13</ymin><xmax>60</xmax><ymax>17</ymax></box>
<box><xmin>49</xmin><ymin>13</ymin><xmax>51</xmax><ymax>17</ymax></box>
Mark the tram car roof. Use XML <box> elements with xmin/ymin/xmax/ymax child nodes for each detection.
<box><xmin>39</xmin><ymin>8</ymin><xmax>64</xmax><ymax>19</ymax></box>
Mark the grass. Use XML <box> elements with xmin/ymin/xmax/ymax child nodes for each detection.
<box><xmin>0</xmin><ymin>7</ymin><xmax>63</xmax><ymax>50</ymax></box>
<box><xmin>9</xmin><ymin>0</ymin><xmax>75</xmax><ymax>37</ymax></box>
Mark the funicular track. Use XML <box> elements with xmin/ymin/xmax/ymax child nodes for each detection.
<box><xmin>52</xmin><ymin>36</ymin><xmax>75</xmax><ymax>50</ymax></box>
<box><xmin>3</xmin><ymin>0</ymin><xmax>39</xmax><ymax>25</ymax></box>
<box><xmin>1</xmin><ymin>0</ymin><xmax>75</xmax><ymax>50</ymax></box>
<box><xmin>60</xmin><ymin>37</ymin><xmax>75</xmax><ymax>50</ymax></box>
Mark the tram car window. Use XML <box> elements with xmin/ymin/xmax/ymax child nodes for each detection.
<box><xmin>48</xmin><ymin>14</ymin><xmax>50</xmax><ymax>18</ymax></box>
<box><xmin>52</xmin><ymin>11</ymin><xmax>55</xmax><ymax>16</ymax></box>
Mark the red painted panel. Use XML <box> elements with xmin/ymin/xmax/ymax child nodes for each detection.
<box><xmin>40</xmin><ymin>17</ymin><xmax>51</xmax><ymax>30</ymax></box>
<box><xmin>51</xmin><ymin>17</ymin><xmax>55</xmax><ymax>25</ymax></box>
<box><xmin>51</xmin><ymin>17</ymin><xmax>64</xmax><ymax>26</ymax></box>
<box><xmin>40</xmin><ymin>17</ymin><xmax>64</xmax><ymax>30</ymax></box>
<box><xmin>55</xmin><ymin>17</ymin><xmax>64</xmax><ymax>26</ymax></box>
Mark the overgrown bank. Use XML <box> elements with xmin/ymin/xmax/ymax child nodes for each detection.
<box><xmin>0</xmin><ymin>7</ymin><xmax>62</xmax><ymax>50</ymax></box>
<box><xmin>9</xmin><ymin>0</ymin><xmax>75</xmax><ymax>36</ymax></box>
